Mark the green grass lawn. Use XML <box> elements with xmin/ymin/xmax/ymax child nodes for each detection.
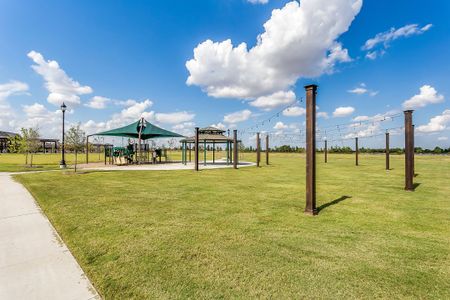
<box><xmin>0</xmin><ymin>152</ymin><xmax>105</xmax><ymax>172</ymax></box>
<box><xmin>14</xmin><ymin>153</ymin><xmax>450</xmax><ymax>299</ymax></box>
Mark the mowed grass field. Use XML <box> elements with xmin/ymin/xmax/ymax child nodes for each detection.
<box><xmin>14</xmin><ymin>153</ymin><xmax>450</xmax><ymax>299</ymax></box>
<box><xmin>0</xmin><ymin>152</ymin><xmax>104</xmax><ymax>172</ymax></box>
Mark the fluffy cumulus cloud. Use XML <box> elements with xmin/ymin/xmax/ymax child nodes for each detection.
<box><xmin>250</xmin><ymin>90</ymin><xmax>296</xmax><ymax>110</ymax></box>
<box><xmin>28</xmin><ymin>50</ymin><xmax>93</xmax><ymax>106</ymax></box>
<box><xmin>172</xmin><ymin>122</ymin><xmax>196</xmax><ymax>136</ymax></box>
<box><xmin>362</xmin><ymin>24</ymin><xmax>432</xmax><ymax>59</ymax></box>
<box><xmin>154</xmin><ymin>111</ymin><xmax>195</xmax><ymax>124</ymax></box>
<box><xmin>437</xmin><ymin>136</ymin><xmax>448</xmax><ymax>141</ymax></box>
<box><xmin>283</xmin><ymin>105</ymin><xmax>306</xmax><ymax>117</ymax></box>
<box><xmin>85</xmin><ymin>96</ymin><xmax>110</xmax><ymax>109</ymax></box>
<box><xmin>317</xmin><ymin>112</ymin><xmax>329</xmax><ymax>119</ymax></box>
<box><xmin>210</xmin><ymin>122</ymin><xmax>226</xmax><ymax>130</ymax></box>
<box><xmin>273</xmin><ymin>121</ymin><xmax>288</xmax><ymax>130</ymax></box>
<box><xmin>223</xmin><ymin>109</ymin><xmax>252</xmax><ymax>124</ymax></box>
<box><xmin>348</xmin><ymin>83</ymin><xmax>378</xmax><ymax>96</ymax></box>
<box><xmin>402</xmin><ymin>85</ymin><xmax>444</xmax><ymax>109</ymax></box>
<box><xmin>0</xmin><ymin>81</ymin><xmax>29</xmax><ymax>129</ymax></box>
<box><xmin>333</xmin><ymin>106</ymin><xmax>355</xmax><ymax>117</ymax></box>
<box><xmin>416</xmin><ymin>110</ymin><xmax>450</xmax><ymax>133</ymax></box>
<box><xmin>186</xmin><ymin>0</ymin><xmax>362</xmax><ymax>101</ymax></box>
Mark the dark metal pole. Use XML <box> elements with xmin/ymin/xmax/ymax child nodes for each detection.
<box><xmin>355</xmin><ymin>137</ymin><xmax>359</xmax><ymax>166</ymax></box>
<box><xmin>60</xmin><ymin>107</ymin><xmax>66</xmax><ymax>168</ymax></box>
<box><xmin>213</xmin><ymin>141</ymin><xmax>215</xmax><ymax>164</ymax></box>
<box><xmin>189</xmin><ymin>144</ymin><xmax>191</xmax><ymax>162</ymax></box>
<box><xmin>86</xmin><ymin>136</ymin><xmax>89</xmax><ymax>164</ymax></box>
<box><xmin>195</xmin><ymin>127</ymin><xmax>199</xmax><ymax>171</ymax></box>
<box><xmin>256</xmin><ymin>132</ymin><xmax>260</xmax><ymax>167</ymax></box>
<box><xmin>385</xmin><ymin>132</ymin><xmax>390</xmax><ymax>170</ymax></box>
<box><xmin>233</xmin><ymin>130</ymin><xmax>238</xmax><ymax>169</ymax></box>
<box><xmin>324</xmin><ymin>139</ymin><xmax>328</xmax><ymax>163</ymax></box>
<box><xmin>305</xmin><ymin>84</ymin><xmax>317</xmax><ymax>215</ymax></box>
<box><xmin>404</xmin><ymin>110</ymin><xmax>414</xmax><ymax>190</ymax></box>
<box><xmin>265</xmin><ymin>134</ymin><xmax>269</xmax><ymax>165</ymax></box>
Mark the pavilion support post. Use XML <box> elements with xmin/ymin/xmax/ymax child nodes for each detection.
<box><xmin>86</xmin><ymin>136</ymin><xmax>89</xmax><ymax>164</ymax></box>
<box><xmin>189</xmin><ymin>144</ymin><xmax>192</xmax><ymax>162</ymax></box>
<box><xmin>182</xmin><ymin>142</ymin><xmax>185</xmax><ymax>165</ymax></box>
<box><xmin>404</xmin><ymin>110</ymin><xmax>414</xmax><ymax>190</ymax></box>
<box><xmin>265</xmin><ymin>134</ymin><xmax>269</xmax><ymax>165</ymax></box>
<box><xmin>233</xmin><ymin>130</ymin><xmax>238</xmax><ymax>169</ymax></box>
<box><xmin>204</xmin><ymin>140</ymin><xmax>207</xmax><ymax>166</ymax></box>
<box><xmin>385</xmin><ymin>132</ymin><xmax>390</xmax><ymax>170</ymax></box>
<box><xmin>305</xmin><ymin>84</ymin><xmax>318</xmax><ymax>216</ymax></box>
<box><xmin>324</xmin><ymin>140</ymin><xmax>328</xmax><ymax>163</ymax></box>
<box><xmin>256</xmin><ymin>132</ymin><xmax>260</xmax><ymax>167</ymax></box>
<box><xmin>213</xmin><ymin>141</ymin><xmax>215</xmax><ymax>164</ymax></box>
<box><xmin>355</xmin><ymin>137</ymin><xmax>359</xmax><ymax>166</ymax></box>
<box><xmin>104</xmin><ymin>146</ymin><xmax>107</xmax><ymax>165</ymax></box>
<box><xmin>195</xmin><ymin>127</ymin><xmax>199</xmax><ymax>171</ymax></box>
<box><xmin>226</xmin><ymin>141</ymin><xmax>230</xmax><ymax>165</ymax></box>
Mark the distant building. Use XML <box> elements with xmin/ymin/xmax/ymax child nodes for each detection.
<box><xmin>0</xmin><ymin>131</ymin><xmax>19</xmax><ymax>153</ymax></box>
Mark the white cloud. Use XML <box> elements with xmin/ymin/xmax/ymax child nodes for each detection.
<box><xmin>0</xmin><ymin>81</ymin><xmax>29</xmax><ymax>102</ymax></box>
<box><xmin>363</xmin><ymin>23</ymin><xmax>432</xmax><ymax>51</ymax></box>
<box><xmin>333</xmin><ymin>106</ymin><xmax>355</xmax><ymax>117</ymax></box>
<box><xmin>317</xmin><ymin>112</ymin><xmax>329</xmax><ymax>119</ymax></box>
<box><xmin>247</xmin><ymin>0</ymin><xmax>269</xmax><ymax>4</ymax></box>
<box><xmin>362</xmin><ymin>24</ymin><xmax>432</xmax><ymax>59</ymax></box>
<box><xmin>223</xmin><ymin>109</ymin><xmax>252</xmax><ymax>123</ymax></box>
<box><xmin>210</xmin><ymin>122</ymin><xmax>226</xmax><ymax>130</ymax></box>
<box><xmin>154</xmin><ymin>111</ymin><xmax>195</xmax><ymax>124</ymax></box>
<box><xmin>402</xmin><ymin>85</ymin><xmax>444</xmax><ymax>109</ymax></box>
<box><xmin>250</xmin><ymin>90</ymin><xmax>296</xmax><ymax>110</ymax></box>
<box><xmin>85</xmin><ymin>96</ymin><xmax>110</xmax><ymax>109</ymax></box>
<box><xmin>172</xmin><ymin>122</ymin><xmax>196</xmax><ymax>136</ymax></box>
<box><xmin>416</xmin><ymin>110</ymin><xmax>450</xmax><ymax>133</ymax></box>
<box><xmin>274</xmin><ymin>121</ymin><xmax>288</xmax><ymax>130</ymax></box>
<box><xmin>437</xmin><ymin>136</ymin><xmax>448</xmax><ymax>141</ymax></box>
<box><xmin>27</xmin><ymin>50</ymin><xmax>93</xmax><ymax>106</ymax></box>
<box><xmin>0</xmin><ymin>81</ymin><xmax>29</xmax><ymax>130</ymax></box>
<box><xmin>283</xmin><ymin>105</ymin><xmax>306</xmax><ymax>117</ymax></box>
<box><xmin>186</xmin><ymin>0</ymin><xmax>362</xmax><ymax>99</ymax></box>
<box><xmin>348</xmin><ymin>83</ymin><xmax>378</xmax><ymax>96</ymax></box>
<box><xmin>344</xmin><ymin>122</ymin><xmax>381</xmax><ymax>139</ymax></box>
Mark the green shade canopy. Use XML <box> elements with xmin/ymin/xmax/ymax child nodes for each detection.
<box><xmin>91</xmin><ymin>119</ymin><xmax>184</xmax><ymax>140</ymax></box>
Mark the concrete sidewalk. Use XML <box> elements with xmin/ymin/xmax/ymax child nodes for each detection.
<box><xmin>0</xmin><ymin>173</ymin><xmax>100</xmax><ymax>299</ymax></box>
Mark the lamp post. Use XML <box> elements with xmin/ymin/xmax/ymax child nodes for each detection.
<box><xmin>60</xmin><ymin>102</ymin><xmax>67</xmax><ymax>168</ymax></box>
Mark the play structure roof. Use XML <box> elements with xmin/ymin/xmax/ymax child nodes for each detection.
<box><xmin>91</xmin><ymin>119</ymin><xmax>184</xmax><ymax>140</ymax></box>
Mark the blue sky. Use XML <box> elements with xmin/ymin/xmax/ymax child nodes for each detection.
<box><xmin>0</xmin><ymin>0</ymin><xmax>449</xmax><ymax>148</ymax></box>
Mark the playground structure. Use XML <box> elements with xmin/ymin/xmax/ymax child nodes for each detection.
<box><xmin>86</xmin><ymin>118</ymin><xmax>183</xmax><ymax>165</ymax></box>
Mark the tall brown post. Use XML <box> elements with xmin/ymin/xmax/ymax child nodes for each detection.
<box><xmin>213</xmin><ymin>141</ymin><xmax>215</xmax><ymax>163</ymax></box>
<box><xmin>305</xmin><ymin>84</ymin><xmax>317</xmax><ymax>215</ymax></box>
<box><xmin>324</xmin><ymin>139</ymin><xmax>328</xmax><ymax>163</ymax></box>
<box><xmin>189</xmin><ymin>144</ymin><xmax>192</xmax><ymax>162</ymax></box>
<box><xmin>194</xmin><ymin>127</ymin><xmax>199</xmax><ymax>171</ymax></box>
<box><xmin>355</xmin><ymin>137</ymin><xmax>359</xmax><ymax>166</ymax></box>
<box><xmin>412</xmin><ymin>124</ymin><xmax>415</xmax><ymax>176</ymax></box>
<box><xmin>256</xmin><ymin>132</ymin><xmax>260</xmax><ymax>167</ymax></box>
<box><xmin>233</xmin><ymin>130</ymin><xmax>238</xmax><ymax>169</ymax></box>
<box><xmin>385</xmin><ymin>132</ymin><xmax>390</xmax><ymax>170</ymax></box>
<box><xmin>265</xmin><ymin>134</ymin><xmax>269</xmax><ymax>165</ymax></box>
<box><xmin>404</xmin><ymin>110</ymin><xmax>414</xmax><ymax>190</ymax></box>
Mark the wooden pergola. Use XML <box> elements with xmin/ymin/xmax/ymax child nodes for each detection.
<box><xmin>180</xmin><ymin>127</ymin><xmax>239</xmax><ymax>165</ymax></box>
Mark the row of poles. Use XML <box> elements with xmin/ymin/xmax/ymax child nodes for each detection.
<box><xmin>304</xmin><ymin>85</ymin><xmax>415</xmax><ymax>215</ymax></box>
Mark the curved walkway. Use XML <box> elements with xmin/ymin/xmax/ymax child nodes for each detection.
<box><xmin>0</xmin><ymin>173</ymin><xmax>100</xmax><ymax>300</ymax></box>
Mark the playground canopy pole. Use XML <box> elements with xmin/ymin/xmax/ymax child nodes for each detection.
<box><xmin>355</xmin><ymin>137</ymin><xmax>359</xmax><ymax>166</ymax></box>
<box><xmin>233</xmin><ymin>130</ymin><xmax>238</xmax><ymax>169</ymax></box>
<box><xmin>195</xmin><ymin>127</ymin><xmax>199</xmax><ymax>171</ymax></box>
<box><xmin>256</xmin><ymin>132</ymin><xmax>260</xmax><ymax>167</ymax></box>
<box><xmin>385</xmin><ymin>132</ymin><xmax>390</xmax><ymax>170</ymax></box>
<box><xmin>305</xmin><ymin>84</ymin><xmax>318</xmax><ymax>215</ymax></box>
<box><xmin>266</xmin><ymin>134</ymin><xmax>269</xmax><ymax>165</ymax></box>
<box><xmin>404</xmin><ymin>110</ymin><xmax>414</xmax><ymax>190</ymax></box>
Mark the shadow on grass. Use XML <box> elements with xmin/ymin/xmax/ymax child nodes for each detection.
<box><xmin>317</xmin><ymin>195</ymin><xmax>352</xmax><ymax>213</ymax></box>
<box><xmin>413</xmin><ymin>182</ymin><xmax>421</xmax><ymax>190</ymax></box>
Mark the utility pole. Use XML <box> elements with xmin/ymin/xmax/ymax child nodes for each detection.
<box><xmin>404</xmin><ymin>111</ymin><xmax>414</xmax><ymax>190</ymax></box>
<box><xmin>385</xmin><ymin>132</ymin><xmax>390</xmax><ymax>170</ymax></box>
<box><xmin>195</xmin><ymin>127</ymin><xmax>199</xmax><ymax>171</ymax></box>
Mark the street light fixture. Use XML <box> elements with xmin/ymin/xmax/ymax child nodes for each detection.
<box><xmin>60</xmin><ymin>102</ymin><xmax>67</xmax><ymax>168</ymax></box>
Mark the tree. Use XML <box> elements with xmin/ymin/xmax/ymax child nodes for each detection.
<box><xmin>20</xmin><ymin>128</ymin><xmax>40</xmax><ymax>167</ymax></box>
<box><xmin>65</xmin><ymin>124</ymin><xmax>86</xmax><ymax>172</ymax></box>
<box><xmin>7</xmin><ymin>135</ymin><xmax>23</xmax><ymax>153</ymax></box>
